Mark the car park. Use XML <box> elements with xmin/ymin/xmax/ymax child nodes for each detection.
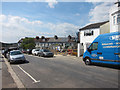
<box><xmin>38</xmin><ymin>49</ymin><xmax>54</xmax><ymax>57</ymax></box>
<box><xmin>8</xmin><ymin>50</ymin><xmax>26</xmax><ymax>64</ymax></box>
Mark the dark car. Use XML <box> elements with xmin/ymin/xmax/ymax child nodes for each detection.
<box><xmin>26</xmin><ymin>49</ymin><xmax>32</xmax><ymax>54</ymax></box>
<box><xmin>3</xmin><ymin>49</ymin><xmax>9</xmax><ymax>58</ymax></box>
<box><xmin>38</xmin><ymin>49</ymin><xmax>54</xmax><ymax>57</ymax></box>
<box><xmin>22</xmin><ymin>49</ymin><xmax>27</xmax><ymax>53</ymax></box>
<box><xmin>3</xmin><ymin>47</ymin><xmax>18</xmax><ymax>58</ymax></box>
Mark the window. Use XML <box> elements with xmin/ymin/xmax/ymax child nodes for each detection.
<box><xmin>84</xmin><ymin>30</ymin><xmax>94</xmax><ymax>36</ymax></box>
<box><xmin>10</xmin><ymin>51</ymin><xmax>22</xmax><ymax>55</ymax></box>
<box><xmin>113</xmin><ymin>16</ymin><xmax>116</xmax><ymax>25</ymax></box>
<box><xmin>89</xmin><ymin>42</ymin><xmax>98</xmax><ymax>51</ymax></box>
<box><xmin>117</xmin><ymin>14</ymin><xmax>120</xmax><ymax>24</ymax></box>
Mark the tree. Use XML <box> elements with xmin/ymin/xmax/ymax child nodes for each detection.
<box><xmin>54</xmin><ymin>35</ymin><xmax>58</xmax><ymax>39</ymax></box>
<box><xmin>20</xmin><ymin>38</ymin><xmax>35</xmax><ymax>49</ymax></box>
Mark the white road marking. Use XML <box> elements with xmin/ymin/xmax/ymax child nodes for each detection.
<box><xmin>17</xmin><ymin>65</ymin><xmax>40</xmax><ymax>83</ymax></box>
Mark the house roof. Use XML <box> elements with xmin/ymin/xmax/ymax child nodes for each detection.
<box><xmin>35</xmin><ymin>37</ymin><xmax>69</xmax><ymax>43</ymax></box>
<box><xmin>18</xmin><ymin>36</ymin><xmax>76</xmax><ymax>44</ymax></box>
<box><xmin>34</xmin><ymin>37</ymin><xmax>76</xmax><ymax>43</ymax></box>
<box><xmin>115</xmin><ymin>1</ymin><xmax>120</xmax><ymax>7</ymax></box>
<box><xmin>79</xmin><ymin>21</ymin><xmax>109</xmax><ymax>31</ymax></box>
<box><xmin>48</xmin><ymin>38</ymin><xmax>68</xmax><ymax>43</ymax></box>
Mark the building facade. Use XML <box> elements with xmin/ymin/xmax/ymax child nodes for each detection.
<box><xmin>35</xmin><ymin>37</ymin><xmax>77</xmax><ymax>50</ymax></box>
<box><xmin>100</xmin><ymin>22</ymin><xmax>110</xmax><ymax>34</ymax></box>
<box><xmin>79</xmin><ymin>21</ymin><xmax>108</xmax><ymax>53</ymax></box>
<box><xmin>18</xmin><ymin>37</ymin><xmax>77</xmax><ymax>50</ymax></box>
<box><xmin>109</xmin><ymin>1</ymin><xmax>120</xmax><ymax>32</ymax></box>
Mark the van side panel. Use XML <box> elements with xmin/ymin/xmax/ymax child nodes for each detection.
<box><xmin>100</xmin><ymin>33</ymin><xmax>120</xmax><ymax>65</ymax></box>
<box><xmin>84</xmin><ymin>32</ymin><xmax>120</xmax><ymax>65</ymax></box>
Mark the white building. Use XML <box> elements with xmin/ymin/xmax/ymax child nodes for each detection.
<box><xmin>109</xmin><ymin>1</ymin><xmax>120</xmax><ymax>32</ymax></box>
<box><xmin>77</xmin><ymin>1</ymin><xmax>120</xmax><ymax>57</ymax></box>
<box><xmin>79</xmin><ymin>21</ymin><xmax>108</xmax><ymax>54</ymax></box>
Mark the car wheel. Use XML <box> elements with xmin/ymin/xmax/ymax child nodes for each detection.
<box><xmin>38</xmin><ymin>54</ymin><xmax>41</xmax><ymax>57</ymax></box>
<box><xmin>85</xmin><ymin>58</ymin><xmax>91</xmax><ymax>65</ymax></box>
<box><xmin>10</xmin><ymin>61</ymin><xmax>13</xmax><ymax>64</ymax></box>
<box><xmin>8</xmin><ymin>59</ymin><xmax>10</xmax><ymax>62</ymax></box>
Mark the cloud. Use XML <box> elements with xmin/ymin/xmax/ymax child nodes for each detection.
<box><xmin>1</xmin><ymin>14</ymin><xmax>79</xmax><ymax>43</ymax></box>
<box><xmin>46</xmin><ymin>23</ymin><xmax>79</xmax><ymax>36</ymax></box>
<box><xmin>75</xmin><ymin>13</ymin><xmax>80</xmax><ymax>16</ymax></box>
<box><xmin>89</xmin><ymin>2</ymin><xmax>114</xmax><ymax>23</ymax></box>
<box><xmin>45</xmin><ymin>0</ymin><xmax>58</xmax><ymax>8</ymax></box>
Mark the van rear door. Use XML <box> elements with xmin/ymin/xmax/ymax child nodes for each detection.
<box><xmin>114</xmin><ymin>41</ymin><xmax>120</xmax><ymax>63</ymax></box>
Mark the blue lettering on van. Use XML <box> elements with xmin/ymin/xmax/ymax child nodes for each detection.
<box><xmin>109</xmin><ymin>35</ymin><xmax>120</xmax><ymax>40</ymax></box>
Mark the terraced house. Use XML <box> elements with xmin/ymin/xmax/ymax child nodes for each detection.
<box><xmin>18</xmin><ymin>36</ymin><xmax>77</xmax><ymax>51</ymax></box>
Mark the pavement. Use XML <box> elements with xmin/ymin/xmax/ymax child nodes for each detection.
<box><xmin>0</xmin><ymin>54</ymin><xmax>17</xmax><ymax>89</ymax></box>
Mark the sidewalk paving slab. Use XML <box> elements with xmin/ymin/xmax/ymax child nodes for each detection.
<box><xmin>2</xmin><ymin>59</ymin><xmax>17</xmax><ymax>89</ymax></box>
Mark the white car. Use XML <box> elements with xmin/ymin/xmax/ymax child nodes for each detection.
<box><xmin>33</xmin><ymin>49</ymin><xmax>41</xmax><ymax>56</ymax></box>
<box><xmin>32</xmin><ymin>49</ymin><xmax>37</xmax><ymax>55</ymax></box>
<box><xmin>8</xmin><ymin>50</ymin><xmax>26</xmax><ymax>64</ymax></box>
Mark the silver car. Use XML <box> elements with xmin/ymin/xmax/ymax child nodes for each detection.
<box><xmin>38</xmin><ymin>49</ymin><xmax>54</xmax><ymax>57</ymax></box>
<box><xmin>8</xmin><ymin>50</ymin><xmax>26</xmax><ymax>64</ymax></box>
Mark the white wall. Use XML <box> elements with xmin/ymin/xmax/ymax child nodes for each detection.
<box><xmin>109</xmin><ymin>3</ymin><xmax>120</xmax><ymax>32</ymax></box>
<box><xmin>80</xmin><ymin>28</ymin><xmax>100</xmax><ymax>52</ymax></box>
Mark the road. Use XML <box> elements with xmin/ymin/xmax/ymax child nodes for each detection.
<box><xmin>10</xmin><ymin>54</ymin><xmax>119</xmax><ymax>88</ymax></box>
<box><xmin>0</xmin><ymin>56</ymin><xmax>2</xmax><ymax>90</ymax></box>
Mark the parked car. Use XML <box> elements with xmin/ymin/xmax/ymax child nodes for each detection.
<box><xmin>32</xmin><ymin>49</ymin><xmax>36</xmax><ymax>55</ymax></box>
<box><xmin>38</xmin><ymin>49</ymin><xmax>54</xmax><ymax>57</ymax></box>
<box><xmin>32</xmin><ymin>49</ymin><xmax>40</xmax><ymax>55</ymax></box>
<box><xmin>26</xmin><ymin>49</ymin><xmax>32</xmax><ymax>54</ymax></box>
<box><xmin>22</xmin><ymin>49</ymin><xmax>27</xmax><ymax>53</ymax></box>
<box><xmin>2</xmin><ymin>50</ymin><xmax>5</xmax><ymax>55</ymax></box>
<box><xmin>34</xmin><ymin>49</ymin><xmax>42</xmax><ymax>56</ymax></box>
<box><xmin>3</xmin><ymin>49</ymin><xmax>9</xmax><ymax>58</ymax></box>
<box><xmin>8</xmin><ymin>50</ymin><xmax>26</xmax><ymax>64</ymax></box>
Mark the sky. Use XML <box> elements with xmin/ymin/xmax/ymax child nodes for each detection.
<box><xmin>0</xmin><ymin>0</ymin><xmax>117</xmax><ymax>43</ymax></box>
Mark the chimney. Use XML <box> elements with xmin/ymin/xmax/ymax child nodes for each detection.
<box><xmin>115</xmin><ymin>0</ymin><xmax>120</xmax><ymax>7</ymax></box>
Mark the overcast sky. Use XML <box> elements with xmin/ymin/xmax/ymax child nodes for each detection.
<box><xmin>0</xmin><ymin>0</ymin><xmax>117</xmax><ymax>43</ymax></box>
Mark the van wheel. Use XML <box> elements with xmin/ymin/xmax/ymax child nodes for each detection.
<box><xmin>85</xmin><ymin>58</ymin><xmax>91</xmax><ymax>65</ymax></box>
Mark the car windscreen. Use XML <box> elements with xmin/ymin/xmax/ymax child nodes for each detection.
<box><xmin>43</xmin><ymin>50</ymin><xmax>50</xmax><ymax>52</ymax></box>
<box><xmin>36</xmin><ymin>50</ymin><xmax>40</xmax><ymax>51</ymax></box>
<box><xmin>10</xmin><ymin>51</ymin><xmax>22</xmax><ymax>55</ymax></box>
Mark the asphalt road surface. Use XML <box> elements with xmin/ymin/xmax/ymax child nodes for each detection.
<box><xmin>10</xmin><ymin>54</ymin><xmax>119</xmax><ymax>88</ymax></box>
<box><xmin>0</xmin><ymin>57</ymin><xmax>2</xmax><ymax>89</ymax></box>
